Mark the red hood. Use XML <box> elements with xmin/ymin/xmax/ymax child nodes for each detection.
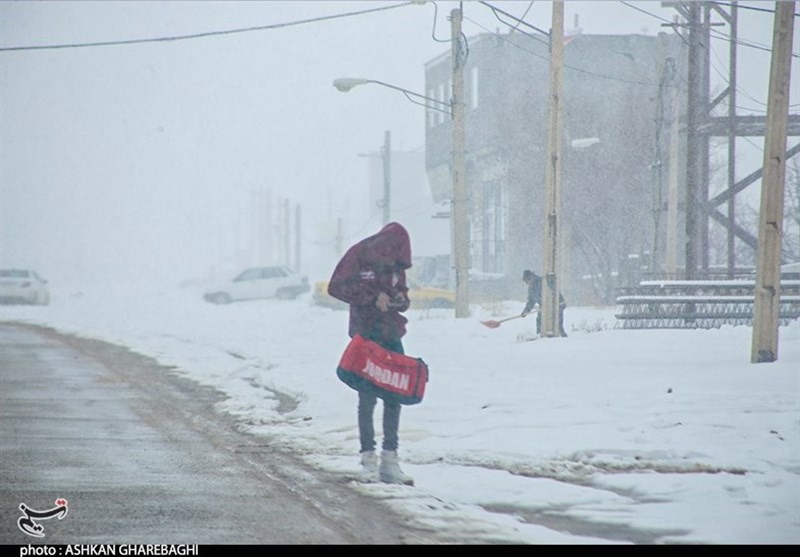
<box><xmin>360</xmin><ymin>222</ymin><xmax>411</xmax><ymax>270</ymax></box>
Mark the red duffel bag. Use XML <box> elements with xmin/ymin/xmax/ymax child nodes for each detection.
<box><xmin>336</xmin><ymin>334</ymin><xmax>429</xmax><ymax>405</ymax></box>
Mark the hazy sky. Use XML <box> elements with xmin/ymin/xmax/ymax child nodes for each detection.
<box><xmin>0</xmin><ymin>1</ymin><xmax>793</xmax><ymax>288</ymax></box>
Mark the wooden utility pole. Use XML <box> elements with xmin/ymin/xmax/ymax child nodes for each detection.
<box><xmin>451</xmin><ymin>7</ymin><xmax>470</xmax><ymax>318</ymax></box>
<box><xmin>541</xmin><ymin>0</ymin><xmax>564</xmax><ymax>338</ymax></box>
<box><xmin>751</xmin><ymin>0</ymin><xmax>795</xmax><ymax>364</ymax></box>
<box><xmin>382</xmin><ymin>131</ymin><xmax>391</xmax><ymax>226</ymax></box>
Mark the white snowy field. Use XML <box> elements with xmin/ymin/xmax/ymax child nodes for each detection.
<box><xmin>1</xmin><ymin>282</ymin><xmax>798</xmax><ymax>545</ymax></box>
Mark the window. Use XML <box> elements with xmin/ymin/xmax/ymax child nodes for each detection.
<box><xmin>427</xmin><ymin>87</ymin><xmax>437</xmax><ymax>129</ymax></box>
<box><xmin>236</xmin><ymin>268</ymin><xmax>262</xmax><ymax>281</ymax></box>
<box><xmin>0</xmin><ymin>270</ymin><xmax>29</xmax><ymax>278</ymax></box>
<box><xmin>262</xmin><ymin>266</ymin><xmax>288</xmax><ymax>279</ymax></box>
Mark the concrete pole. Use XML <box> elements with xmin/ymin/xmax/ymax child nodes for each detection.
<box><xmin>336</xmin><ymin>217</ymin><xmax>343</xmax><ymax>260</ymax></box>
<box><xmin>294</xmin><ymin>204</ymin><xmax>301</xmax><ymax>272</ymax></box>
<box><xmin>726</xmin><ymin>2</ymin><xmax>738</xmax><ymax>278</ymax></box>
<box><xmin>666</xmin><ymin>86</ymin><xmax>681</xmax><ymax>276</ymax></box>
<box><xmin>751</xmin><ymin>0</ymin><xmax>795</xmax><ymax>364</ymax></box>
<box><xmin>700</xmin><ymin>3</ymin><xmax>711</xmax><ymax>274</ymax></box>
<box><xmin>382</xmin><ymin>131</ymin><xmax>391</xmax><ymax>226</ymax></box>
<box><xmin>451</xmin><ymin>7</ymin><xmax>470</xmax><ymax>318</ymax></box>
<box><xmin>265</xmin><ymin>190</ymin><xmax>273</xmax><ymax>265</ymax></box>
<box><xmin>685</xmin><ymin>1</ymin><xmax>701</xmax><ymax>280</ymax></box>
<box><xmin>541</xmin><ymin>0</ymin><xmax>564</xmax><ymax>337</ymax></box>
<box><xmin>284</xmin><ymin>197</ymin><xmax>290</xmax><ymax>268</ymax></box>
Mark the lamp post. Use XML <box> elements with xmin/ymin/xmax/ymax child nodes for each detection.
<box><xmin>333</xmin><ymin>66</ymin><xmax>470</xmax><ymax>318</ymax></box>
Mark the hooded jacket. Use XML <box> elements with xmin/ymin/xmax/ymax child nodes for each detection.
<box><xmin>328</xmin><ymin>222</ymin><xmax>411</xmax><ymax>341</ymax></box>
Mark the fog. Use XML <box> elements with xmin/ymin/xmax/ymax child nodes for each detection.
<box><xmin>0</xmin><ymin>1</ymin><xmax>790</xmax><ymax>290</ymax></box>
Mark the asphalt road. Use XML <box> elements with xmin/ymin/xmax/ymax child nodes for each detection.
<box><xmin>0</xmin><ymin>323</ymin><xmax>441</xmax><ymax>545</ymax></box>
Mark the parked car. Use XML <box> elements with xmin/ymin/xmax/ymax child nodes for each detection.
<box><xmin>203</xmin><ymin>265</ymin><xmax>310</xmax><ymax>304</ymax></box>
<box><xmin>0</xmin><ymin>268</ymin><xmax>50</xmax><ymax>306</ymax></box>
<box><xmin>312</xmin><ymin>276</ymin><xmax>455</xmax><ymax>311</ymax></box>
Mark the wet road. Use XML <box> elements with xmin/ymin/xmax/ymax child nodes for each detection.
<box><xmin>0</xmin><ymin>323</ymin><xmax>438</xmax><ymax>545</ymax></box>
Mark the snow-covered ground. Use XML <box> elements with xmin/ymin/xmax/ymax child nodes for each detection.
<box><xmin>2</xmin><ymin>282</ymin><xmax>798</xmax><ymax>545</ymax></box>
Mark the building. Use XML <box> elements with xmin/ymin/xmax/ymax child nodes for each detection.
<box><xmin>424</xmin><ymin>28</ymin><xmax>684</xmax><ymax>304</ymax></box>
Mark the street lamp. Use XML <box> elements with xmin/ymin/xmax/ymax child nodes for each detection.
<box><xmin>332</xmin><ymin>78</ymin><xmax>451</xmax><ymax>114</ymax></box>
<box><xmin>333</xmin><ymin>61</ymin><xmax>471</xmax><ymax>318</ymax></box>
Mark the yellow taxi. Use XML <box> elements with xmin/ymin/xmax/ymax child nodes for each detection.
<box><xmin>312</xmin><ymin>275</ymin><xmax>455</xmax><ymax>311</ymax></box>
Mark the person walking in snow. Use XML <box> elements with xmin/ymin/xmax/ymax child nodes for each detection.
<box><xmin>328</xmin><ymin>222</ymin><xmax>414</xmax><ymax>485</ymax></box>
<box><xmin>521</xmin><ymin>269</ymin><xmax>567</xmax><ymax>337</ymax></box>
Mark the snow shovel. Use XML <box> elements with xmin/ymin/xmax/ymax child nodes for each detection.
<box><xmin>481</xmin><ymin>315</ymin><xmax>523</xmax><ymax>329</ymax></box>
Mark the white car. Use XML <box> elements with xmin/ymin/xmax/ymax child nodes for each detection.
<box><xmin>0</xmin><ymin>268</ymin><xmax>50</xmax><ymax>305</ymax></box>
<box><xmin>203</xmin><ymin>265</ymin><xmax>310</xmax><ymax>304</ymax></box>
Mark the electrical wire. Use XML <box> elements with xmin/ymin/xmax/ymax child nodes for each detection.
<box><xmin>619</xmin><ymin>1</ymin><xmax>676</xmax><ymax>26</ymax></box>
<box><xmin>0</xmin><ymin>2</ymin><xmax>415</xmax><ymax>52</ymax></box>
<box><xmin>709</xmin><ymin>1</ymin><xmax>800</xmax><ymax>16</ymax></box>
<box><xmin>505</xmin><ymin>1</ymin><xmax>535</xmax><ymax>36</ymax></box>
<box><xmin>620</xmin><ymin>0</ymin><xmax>799</xmax><ymax>59</ymax></box>
<box><xmin>463</xmin><ymin>15</ymin><xmax>661</xmax><ymax>89</ymax></box>
<box><xmin>425</xmin><ymin>0</ymin><xmax>454</xmax><ymax>43</ymax></box>
<box><xmin>478</xmin><ymin>1</ymin><xmax>550</xmax><ymax>38</ymax></box>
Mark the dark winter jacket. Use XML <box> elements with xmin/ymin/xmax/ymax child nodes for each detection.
<box><xmin>328</xmin><ymin>222</ymin><xmax>412</xmax><ymax>342</ymax></box>
<box><xmin>524</xmin><ymin>272</ymin><xmax>565</xmax><ymax>314</ymax></box>
<box><xmin>523</xmin><ymin>273</ymin><xmax>543</xmax><ymax>314</ymax></box>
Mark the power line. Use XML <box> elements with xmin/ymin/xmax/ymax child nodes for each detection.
<box><xmin>464</xmin><ymin>15</ymin><xmax>661</xmax><ymax>88</ymax></box>
<box><xmin>622</xmin><ymin>0</ymin><xmax>799</xmax><ymax>59</ymax></box>
<box><xmin>422</xmin><ymin>0</ymin><xmax>453</xmax><ymax>44</ymax></box>
<box><xmin>709</xmin><ymin>1</ymin><xmax>800</xmax><ymax>16</ymax></box>
<box><xmin>505</xmin><ymin>1</ymin><xmax>535</xmax><ymax>36</ymax></box>
<box><xmin>618</xmin><ymin>1</ymin><xmax>676</xmax><ymax>26</ymax></box>
<box><xmin>707</xmin><ymin>26</ymin><xmax>796</xmax><ymax>57</ymax></box>
<box><xmin>478</xmin><ymin>1</ymin><xmax>550</xmax><ymax>38</ymax></box>
<box><xmin>0</xmin><ymin>2</ymin><xmax>414</xmax><ymax>52</ymax></box>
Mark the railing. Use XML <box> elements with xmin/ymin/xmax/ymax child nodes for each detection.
<box><xmin>614</xmin><ymin>279</ymin><xmax>800</xmax><ymax>329</ymax></box>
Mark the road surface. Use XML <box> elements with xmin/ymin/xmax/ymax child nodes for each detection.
<box><xmin>0</xmin><ymin>323</ymin><xmax>441</xmax><ymax>545</ymax></box>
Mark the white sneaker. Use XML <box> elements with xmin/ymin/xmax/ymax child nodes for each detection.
<box><xmin>379</xmin><ymin>450</ymin><xmax>414</xmax><ymax>485</ymax></box>
<box><xmin>359</xmin><ymin>450</ymin><xmax>379</xmax><ymax>483</ymax></box>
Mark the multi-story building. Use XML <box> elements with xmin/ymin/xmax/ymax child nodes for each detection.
<box><xmin>424</xmin><ymin>28</ymin><xmax>684</xmax><ymax>304</ymax></box>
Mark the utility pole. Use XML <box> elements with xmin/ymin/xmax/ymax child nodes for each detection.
<box><xmin>699</xmin><ymin>2</ymin><xmax>711</xmax><ymax>273</ymax></box>
<box><xmin>541</xmin><ymin>0</ymin><xmax>564</xmax><ymax>338</ymax></box>
<box><xmin>382</xmin><ymin>130</ymin><xmax>391</xmax><ymax>226</ymax></box>
<box><xmin>284</xmin><ymin>197</ymin><xmax>290</xmax><ymax>268</ymax></box>
<box><xmin>335</xmin><ymin>217</ymin><xmax>343</xmax><ymax>260</ymax></box>
<box><xmin>265</xmin><ymin>190</ymin><xmax>273</xmax><ymax>265</ymax></box>
<box><xmin>751</xmin><ymin>0</ymin><xmax>794</xmax><ymax>364</ymax></box>
<box><xmin>451</xmin><ymin>7</ymin><xmax>470</xmax><ymax>318</ymax></box>
<box><xmin>726</xmin><ymin>1</ymin><xmax>738</xmax><ymax>278</ymax></box>
<box><xmin>294</xmin><ymin>204</ymin><xmax>301</xmax><ymax>272</ymax></box>
<box><xmin>666</xmin><ymin>86</ymin><xmax>681</xmax><ymax>276</ymax></box>
<box><xmin>684</xmin><ymin>1</ymin><xmax>702</xmax><ymax>280</ymax></box>
<box><xmin>650</xmin><ymin>33</ymin><xmax>668</xmax><ymax>273</ymax></box>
